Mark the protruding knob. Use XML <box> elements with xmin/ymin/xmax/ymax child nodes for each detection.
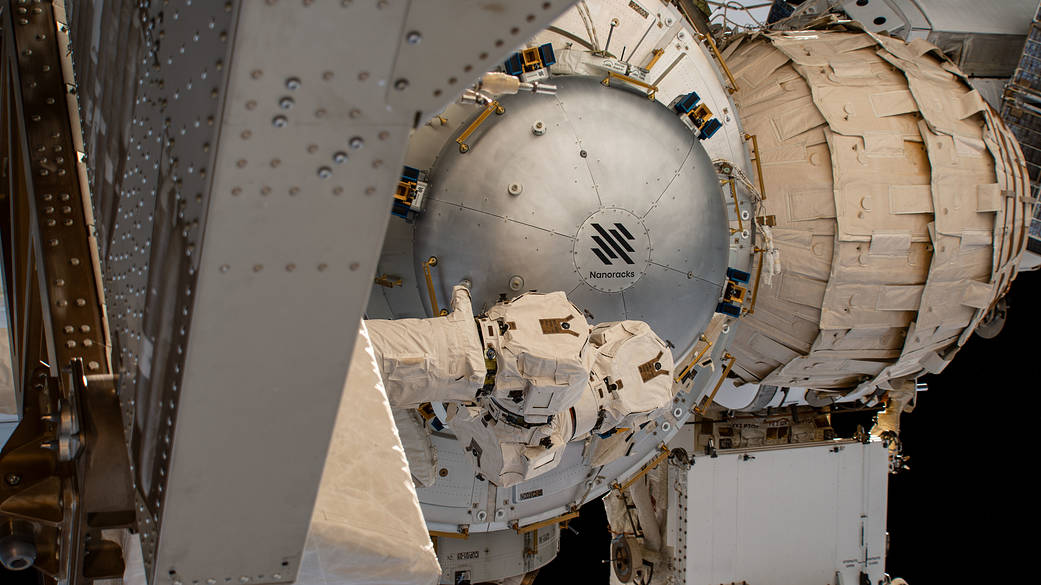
<box><xmin>0</xmin><ymin>525</ymin><xmax>37</xmax><ymax>571</ymax></box>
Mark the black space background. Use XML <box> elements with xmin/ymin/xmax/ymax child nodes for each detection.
<box><xmin>3</xmin><ymin>278</ymin><xmax>1035</xmax><ymax>584</ymax></box>
<box><xmin>537</xmin><ymin>270</ymin><xmax>1041</xmax><ymax>583</ymax></box>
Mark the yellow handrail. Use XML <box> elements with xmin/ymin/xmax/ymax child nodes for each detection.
<box><xmin>745</xmin><ymin>250</ymin><xmax>765</xmax><ymax>316</ymax></box>
<box><xmin>698</xmin><ymin>33</ymin><xmax>739</xmax><ymax>94</ymax></box>
<box><xmin>613</xmin><ymin>443</ymin><xmax>670</xmax><ymax>493</ymax></box>
<box><xmin>694</xmin><ymin>354</ymin><xmax>736</xmax><ymax>414</ymax></box>
<box><xmin>674</xmin><ymin>336</ymin><xmax>713</xmax><ymax>383</ymax></box>
<box><xmin>423</xmin><ymin>257</ymin><xmax>441</xmax><ymax>315</ymax></box>
<box><xmin>744</xmin><ymin>133</ymin><xmax>767</xmax><ymax>201</ymax></box>
<box><xmin>602</xmin><ymin>71</ymin><xmax>659</xmax><ymax>100</ymax></box>
<box><xmin>514</xmin><ymin>509</ymin><xmax>580</xmax><ymax>534</ymax></box>
<box><xmin>430</xmin><ymin>526</ymin><xmax>469</xmax><ymax>540</ymax></box>
<box><xmin>456</xmin><ymin>100</ymin><xmax>504</xmax><ymax>153</ymax></box>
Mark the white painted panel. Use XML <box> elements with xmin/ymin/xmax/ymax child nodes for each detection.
<box><xmin>685</xmin><ymin>440</ymin><xmax>888</xmax><ymax>585</ymax></box>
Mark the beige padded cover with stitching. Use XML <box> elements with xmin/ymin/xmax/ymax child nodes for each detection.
<box><xmin>485</xmin><ymin>291</ymin><xmax>592</xmax><ymax>420</ymax></box>
<box><xmin>725</xmin><ymin>29</ymin><xmax>1032</xmax><ymax>394</ymax></box>
<box><xmin>367</xmin><ymin>285</ymin><xmax>486</xmax><ymax>407</ymax></box>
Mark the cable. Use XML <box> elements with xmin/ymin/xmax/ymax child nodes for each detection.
<box><xmin>576</xmin><ymin>0</ymin><xmax>601</xmax><ymax>52</ymax></box>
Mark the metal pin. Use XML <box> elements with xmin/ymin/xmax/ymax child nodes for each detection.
<box><xmin>603</xmin><ymin>18</ymin><xmax>618</xmax><ymax>56</ymax></box>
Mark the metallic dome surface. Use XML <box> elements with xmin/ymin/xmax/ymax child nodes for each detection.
<box><xmin>414</xmin><ymin>75</ymin><xmax>730</xmax><ymax>357</ymax></box>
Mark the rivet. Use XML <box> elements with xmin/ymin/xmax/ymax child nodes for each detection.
<box><xmin>333</xmin><ymin>151</ymin><xmax>348</xmax><ymax>164</ymax></box>
<box><xmin>245</xmin><ymin>100</ymin><xmax>257</xmax><ymax>110</ymax></box>
<box><xmin>219</xmin><ymin>264</ymin><xmax>230</xmax><ymax>273</ymax></box>
<box><xmin>278</xmin><ymin>96</ymin><xmax>294</xmax><ymax>110</ymax></box>
<box><xmin>322</xmin><ymin>70</ymin><xmax>334</xmax><ymax>80</ymax></box>
<box><xmin>286</xmin><ymin>77</ymin><xmax>301</xmax><ymax>90</ymax></box>
<box><xmin>349</xmin><ymin>262</ymin><xmax>360</xmax><ymax>271</ymax></box>
<box><xmin>357</xmin><ymin>71</ymin><xmax>369</xmax><ymax>81</ymax></box>
<box><xmin>286</xmin><ymin>263</ymin><xmax>296</xmax><ymax>272</ymax></box>
<box><xmin>261</xmin><ymin>186</ymin><xmax>272</xmax><ymax>196</ymax></box>
<box><xmin>378</xmin><ymin>131</ymin><xmax>390</xmax><ymax>140</ymax></box>
<box><xmin>371</xmin><ymin>159</ymin><xmax>383</xmax><ymax>169</ymax></box>
<box><xmin>406</xmin><ymin>31</ymin><xmax>422</xmax><ymax>44</ymax></box>
<box><xmin>317</xmin><ymin>263</ymin><xmax>328</xmax><ymax>271</ymax></box>
<box><xmin>317</xmin><ymin>166</ymin><xmax>332</xmax><ymax>178</ymax></box>
<box><xmin>270</xmin><ymin>158</ymin><xmax>281</xmax><ymax>168</ymax></box>
<box><xmin>393</xmin><ymin>78</ymin><xmax>409</xmax><ymax>91</ymax></box>
<box><xmin>364</xmin><ymin>186</ymin><xmax>376</xmax><ymax>195</ymax></box>
<box><xmin>333</xmin><ymin>186</ymin><xmax>344</xmax><ymax>195</ymax></box>
<box><xmin>289</xmin><ymin>187</ymin><xmax>300</xmax><ymax>196</ymax></box>
<box><xmin>236</xmin><ymin>159</ymin><xmax>247</xmax><ymax>168</ymax></box>
<box><xmin>272</xmin><ymin>115</ymin><xmax>288</xmax><ymax>127</ymax></box>
<box><xmin>349</xmin><ymin>136</ymin><xmax>364</xmax><ymax>149</ymax></box>
<box><xmin>253</xmin><ymin>264</ymin><xmax>263</xmax><ymax>272</ymax></box>
<box><xmin>349</xmin><ymin>108</ymin><xmax>362</xmax><ymax>119</ymax></box>
<box><xmin>250</xmin><ymin>69</ymin><xmax>263</xmax><ymax>79</ymax></box>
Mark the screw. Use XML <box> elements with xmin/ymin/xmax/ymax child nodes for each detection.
<box><xmin>278</xmin><ymin>96</ymin><xmax>294</xmax><ymax>109</ymax></box>
<box><xmin>532</xmin><ymin>120</ymin><xmax>546</xmax><ymax>136</ymax></box>
<box><xmin>393</xmin><ymin>78</ymin><xmax>409</xmax><ymax>91</ymax></box>
<box><xmin>509</xmin><ymin>275</ymin><xmax>524</xmax><ymax>291</ymax></box>
<box><xmin>507</xmin><ymin>183</ymin><xmax>523</xmax><ymax>196</ymax></box>
<box><xmin>272</xmin><ymin>115</ymin><xmax>288</xmax><ymax>127</ymax></box>
<box><xmin>406</xmin><ymin>31</ymin><xmax>422</xmax><ymax>44</ymax></box>
<box><xmin>285</xmin><ymin>77</ymin><xmax>301</xmax><ymax>90</ymax></box>
<box><xmin>580</xmin><ymin>149</ymin><xmax>587</xmax><ymax>158</ymax></box>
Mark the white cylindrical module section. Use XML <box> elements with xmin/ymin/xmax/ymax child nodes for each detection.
<box><xmin>723</xmin><ymin>30</ymin><xmax>1032</xmax><ymax>397</ymax></box>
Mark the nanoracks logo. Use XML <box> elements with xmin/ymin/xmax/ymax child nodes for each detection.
<box><xmin>590</xmin><ymin>222</ymin><xmax>636</xmax><ymax>265</ymax></box>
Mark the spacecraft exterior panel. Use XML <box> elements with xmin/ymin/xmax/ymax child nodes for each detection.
<box><xmin>412</xmin><ymin>75</ymin><xmax>729</xmax><ymax>358</ymax></box>
<box><xmin>724</xmin><ymin>31</ymin><xmax>1032</xmax><ymax>398</ymax></box>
